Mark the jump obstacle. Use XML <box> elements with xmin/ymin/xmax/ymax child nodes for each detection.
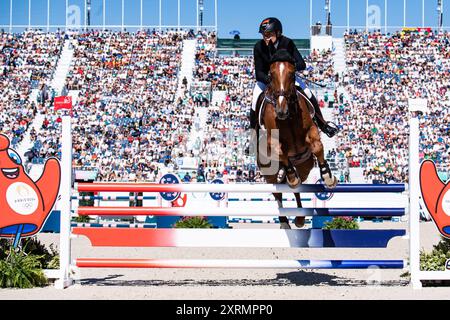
<box><xmin>50</xmin><ymin>111</ymin><xmax>433</xmax><ymax>289</ymax></box>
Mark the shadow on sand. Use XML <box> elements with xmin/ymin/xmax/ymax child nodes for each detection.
<box><xmin>77</xmin><ymin>270</ymin><xmax>409</xmax><ymax>287</ymax></box>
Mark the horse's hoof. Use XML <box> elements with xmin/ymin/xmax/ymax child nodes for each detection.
<box><xmin>280</xmin><ymin>222</ymin><xmax>291</xmax><ymax>229</ymax></box>
<box><xmin>287</xmin><ymin>174</ymin><xmax>300</xmax><ymax>189</ymax></box>
<box><xmin>294</xmin><ymin>217</ymin><xmax>305</xmax><ymax>228</ymax></box>
<box><xmin>324</xmin><ymin>175</ymin><xmax>338</xmax><ymax>188</ymax></box>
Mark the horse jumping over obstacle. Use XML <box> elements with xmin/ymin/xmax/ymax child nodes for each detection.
<box><xmin>47</xmin><ymin>82</ymin><xmax>428</xmax><ymax>290</ymax></box>
<box><xmin>255</xmin><ymin>49</ymin><xmax>337</xmax><ymax>229</ymax></box>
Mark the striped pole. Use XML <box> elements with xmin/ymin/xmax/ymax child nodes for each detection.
<box><xmin>75</xmin><ymin>206</ymin><xmax>406</xmax><ymax>217</ymax></box>
<box><xmin>73</xmin><ymin>195</ymin><xmax>311</xmax><ymax>202</ymax></box>
<box><xmin>227</xmin><ymin>197</ymin><xmax>312</xmax><ymax>202</ymax></box>
<box><xmin>73</xmin><ymin>228</ymin><xmax>406</xmax><ymax>248</ymax></box>
<box><xmin>72</xmin><ymin>195</ymin><xmax>157</xmax><ymax>201</ymax></box>
<box><xmin>75</xmin><ymin>183</ymin><xmax>406</xmax><ymax>193</ymax></box>
<box><xmin>76</xmin><ymin>258</ymin><xmax>405</xmax><ymax>269</ymax></box>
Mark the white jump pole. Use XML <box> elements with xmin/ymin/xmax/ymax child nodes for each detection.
<box><xmin>55</xmin><ymin>114</ymin><xmax>74</xmax><ymax>289</ymax></box>
<box><xmin>409</xmin><ymin>111</ymin><xmax>421</xmax><ymax>289</ymax></box>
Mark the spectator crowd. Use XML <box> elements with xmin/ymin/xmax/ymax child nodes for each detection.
<box><xmin>1</xmin><ymin>28</ymin><xmax>447</xmax><ymax>184</ymax></box>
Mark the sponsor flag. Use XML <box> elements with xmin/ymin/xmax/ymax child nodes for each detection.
<box><xmin>54</xmin><ymin>96</ymin><xmax>72</xmax><ymax>110</ymax></box>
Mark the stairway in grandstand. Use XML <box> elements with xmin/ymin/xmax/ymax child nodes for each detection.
<box><xmin>21</xmin><ymin>38</ymin><xmax>74</xmax><ymax>179</ymax></box>
<box><xmin>15</xmin><ymin>113</ymin><xmax>45</xmax><ymax>171</ymax></box>
<box><xmin>13</xmin><ymin>83</ymin><xmax>38</xmax><ymax>178</ymax></box>
<box><xmin>332</xmin><ymin>37</ymin><xmax>350</xmax><ymax>100</ymax></box>
<box><xmin>60</xmin><ymin>36</ymin><xmax>80</xmax><ymax>107</ymax></box>
<box><xmin>179</xmin><ymin>39</ymin><xmax>209</xmax><ymax>154</ymax></box>
<box><xmin>15</xmin><ymin>39</ymin><xmax>72</xmax><ymax>169</ymax></box>
<box><xmin>176</xmin><ymin>39</ymin><xmax>196</xmax><ymax>98</ymax></box>
<box><xmin>14</xmin><ymin>89</ymin><xmax>40</xmax><ymax>161</ymax></box>
<box><xmin>330</xmin><ymin>37</ymin><xmax>357</xmax><ymax>182</ymax></box>
<box><xmin>332</xmin><ymin>38</ymin><xmax>347</xmax><ymax>76</ymax></box>
<box><xmin>187</xmin><ymin>107</ymin><xmax>209</xmax><ymax>156</ymax></box>
<box><xmin>51</xmin><ymin>39</ymin><xmax>74</xmax><ymax>95</ymax></box>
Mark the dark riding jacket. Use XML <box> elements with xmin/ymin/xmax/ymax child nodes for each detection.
<box><xmin>254</xmin><ymin>35</ymin><xmax>306</xmax><ymax>85</ymax></box>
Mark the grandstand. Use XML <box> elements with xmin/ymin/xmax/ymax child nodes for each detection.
<box><xmin>0</xmin><ymin>0</ymin><xmax>448</xmax><ymax>185</ymax></box>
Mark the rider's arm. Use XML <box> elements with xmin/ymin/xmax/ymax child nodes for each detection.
<box><xmin>289</xmin><ymin>39</ymin><xmax>306</xmax><ymax>72</ymax></box>
<box><xmin>254</xmin><ymin>43</ymin><xmax>270</xmax><ymax>84</ymax></box>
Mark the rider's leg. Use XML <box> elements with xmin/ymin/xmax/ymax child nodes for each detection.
<box><xmin>250</xmin><ymin>81</ymin><xmax>266</xmax><ymax>129</ymax></box>
<box><xmin>295</xmin><ymin>76</ymin><xmax>338</xmax><ymax>138</ymax></box>
<box><xmin>306</xmin><ymin>89</ymin><xmax>326</xmax><ymax>124</ymax></box>
<box><xmin>306</xmin><ymin>124</ymin><xmax>337</xmax><ymax>188</ymax></box>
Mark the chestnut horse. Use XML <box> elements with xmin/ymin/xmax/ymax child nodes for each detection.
<box><xmin>255</xmin><ymin>49</ymin><xmax>337</xmax><ymax>229</ymax></box>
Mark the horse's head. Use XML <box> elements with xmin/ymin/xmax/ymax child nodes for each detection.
<box><xmin>268</xmin><ymin>49</ymin><xmax>297</xmax><ymax>121</ymax></box>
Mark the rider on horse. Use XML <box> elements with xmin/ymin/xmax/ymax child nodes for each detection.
<box><xmin>250</xmin><ymin>17</ymin><xmax>339</xmax><ymax>138</ymax></box>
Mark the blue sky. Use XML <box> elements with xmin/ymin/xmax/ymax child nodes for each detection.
<box><xmin>0</xmin><ymin>0</ymin><xmax>449</xmax><ymax>38</ymax></box>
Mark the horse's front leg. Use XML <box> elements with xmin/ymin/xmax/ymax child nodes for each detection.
<box><xmin>294</xmin><ymin>192</ymin><xmax>305</xmax><ymax>228</ymax></box>
<box><xmin>264</xmin><ymin>130</ymin><xmax>295</xmax><ymax>186</ymax></box>
<box><xmin>265</xmin><ymin>174</ymin><xmax>291</xmax><ymax>229</ymax></box>
<box><xmin>274</xmin><ymin>192</ymin><xmax>291</xmax><ymax>229</ymax></box>
<box><xmin>266</xmin><ymin>121</ymin><xmax>300</xmax><ymax>188</ymax></box>
<box><xmin>306</xmin><ymin>125</ymin><xmax>337</xmax><ymax>188</ymax></box>
<box><xmin>270</xmin><ymin>133</ymin><xmax>300</xmax><ymax>189</ymax></box>
<box><xmin>276</xmin><ymin>143</ymin><xmax>300</xmax><ymax>189</ymax></box>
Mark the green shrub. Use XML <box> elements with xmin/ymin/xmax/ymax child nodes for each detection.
<box><xmin>0</xmin><ymin>239</ymin><xmax>10</xmax><ymax>260</ymax></box>
<box><xmin>0</xmin><ymin>248</ymin><xmax>47</xmax><ymax>288</ymax></box>
<box><xmin>174</xmin><ymin>217</ymin><xmax>213</xmax><ymax>228</ymax></box>
<box><xmin>0</xmin><ymin>237</ymin><xmax>59</xmax><ymax>269</ymax></box>
<box><xmin>73</xmin><ymin>215</ymin><xmax>91</xmax><ymax>223</ymax></box>
<box><xmin>47</xmin><ymin>255</ymin><xmax>60</xmax><ymax>269</ymax></box>
<box><xmin>22</xmin><ymin>238</ymin><xmax>59</xmax><ymax>269</ymax></box>
<box><xmin>323</xmin><ymin>217</ymin><xmax>359</xmax><ymax>230</ymax></box>
<box><xmin>420</xmin><ymin>237</ymin><xmax>450</xmax><ymax>271</ymax></box>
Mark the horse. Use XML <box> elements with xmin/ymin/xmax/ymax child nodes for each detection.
<box><xmin>254</xmin><ymin>49</ymin><xmax>337</xmax><ymax>229</ymax></box>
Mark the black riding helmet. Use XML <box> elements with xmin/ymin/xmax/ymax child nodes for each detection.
<box><xmin>259</xmin><ymin>17</ymin><xmax>283</xmax><ymax>35</ymax></box>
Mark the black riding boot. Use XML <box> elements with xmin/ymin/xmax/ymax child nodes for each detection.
<box><xmin>249</xmin><ymin>108</ymin><xmax>257</xmax><ymax>129</ymax></box>
<box><xmin>309</xmin><ymin>94</ymin><xmax>339</xmax><ymax>138</ymax></box>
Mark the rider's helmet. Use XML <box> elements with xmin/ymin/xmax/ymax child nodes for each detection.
<box><xmin>259</xmin><ymin>17</ymin><xmax>283</xmax><ymax>36</ymax></box>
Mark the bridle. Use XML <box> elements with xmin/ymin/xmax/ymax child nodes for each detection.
<box><xmin>269</xmin><ymin>86</ymin><xmax>298</xmax><ymax>105</ymax></box>
<box><xmin>265</xmin><ymin>69</ymin><xmax>298</xmax><ymax>120</ymax></box>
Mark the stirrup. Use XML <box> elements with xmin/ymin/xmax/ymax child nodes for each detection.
<box><xmin>320</xmin><ymin>121</ymin><xmax>339</xmax><ymax>138</ymax></box>
<box><xmin>326</xmin><ymin>121</ymin><xmax>339</xmax><ymax>131</ymax></box>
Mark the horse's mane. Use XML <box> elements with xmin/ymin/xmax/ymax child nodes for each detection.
<box><xmin>270</xmin><ymin>49</ymin><xmax>296</xmax><ymax>66</ymax></box>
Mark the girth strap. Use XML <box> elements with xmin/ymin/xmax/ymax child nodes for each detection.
<box><xmin>288</xmin><ymin>149</ymin><xmax>312</xmax><ymax>166</ymax></box>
